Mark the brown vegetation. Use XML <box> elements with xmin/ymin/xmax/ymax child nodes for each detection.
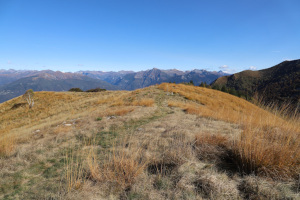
<box><xmin>160</xmin><ymin>83</ymin><xmax>300</xmax><ymax>179</ymax></box>
<box><xmin>0</xmin><ymin>84</ymin><xmax>299</xmax><ymax>199</ymax></box>
<box><xmin>0</xmin><ymin>135</ymin><xmax>15</xmax><ymax>157</ymax></box>
<box><xmin>132</xmin><ymin>98</ymin><xmax>155</xmax><ymax>107</ymax></box>
<box><xmin>87</xmin><ymin>146</ymin><xmax>148</xmax><ymax>190</ymax></box>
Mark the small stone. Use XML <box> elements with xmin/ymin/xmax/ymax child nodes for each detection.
<box><xmin>107</xmin><ymin>116</ymin><xmax>116</xmax><ymax>119</ymax></box>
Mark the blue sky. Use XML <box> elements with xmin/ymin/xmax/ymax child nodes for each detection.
<box><xmin>0</xmin><ymin>0</ymin><xmax>299</xmax><ymax>73</ymax></box>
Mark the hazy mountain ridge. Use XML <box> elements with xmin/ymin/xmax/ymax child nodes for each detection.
<box><xmin>1</xmin><ymin>68</ymin><xmax>227</xmax><ymax>90</ymax></box>
<box><xmin>0</xmin><ymin>69</ymin><xmax>41</xmax><ymax>86</ymax></box>
<box><xmin>0</xmin><ymin>69</ymin><xmax>86</xmax><ymax>86</ymax></box>
<box><xmin>79</xmin><ymin>68</ymin><xmax>228</xmax><ymax>90</ymax></box>
<box><xmin>0</xmin><ymin>68</ymin><xmax>228</xmax><ymax>103</ymax></box>
<box><xmin>212</xmin><ymin>59</ymin><xmax>300</xmax><ymax>108</ymax></box>
<box><xmin>77</xmin><ymin>70</ymin><xmax>135</xmax><ymax>85</ymax></box>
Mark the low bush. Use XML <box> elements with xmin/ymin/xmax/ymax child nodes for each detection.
<box><xmin>69</xmin><ymin>88</ymin><xmax>83</xmax><ymax>92</ymax></box>
<box><xmin>10</xmin><ymin>103</ymin><xmax>27</xmax><ymax>110</ymax></box>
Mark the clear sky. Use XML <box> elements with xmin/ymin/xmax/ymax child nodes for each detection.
<box><xmin>0</xmin><ymin>0</ymin><xmax>299</xmax><ymax>73</ymax></box>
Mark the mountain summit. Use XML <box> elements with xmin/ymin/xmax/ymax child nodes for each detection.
<box><xmin>212</xmin><ymin>59</ymin><xmax>300</xmax><ymax>108</ymax></box>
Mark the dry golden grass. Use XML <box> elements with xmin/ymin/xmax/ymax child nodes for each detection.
<box><xmin>0</xmin><ymin>91</ymin><xmax>133</xmax><ymax>154</ymax></box>
<box><xmin>87</xmin><ymin>146</ymin><xmax>148</xmax><ymax>190</ymax></box>
<box><xmin>0</xmin><ymin>135</ymin><xmax>15</xmax><ymax>157</ymax></box>
<box><xmin>0</xmin><ymin>92</ymin><xmax>95</xmax><ymax>136</ymax></box>
<box><xmin>1</xmin><ymin>84</ymin><xmax>299</xmax><ymax>199</ymax></box>
<box><xmin>132</xmin><ymin>98</ymin><xmax>155</xmax><ymax>107</ymax></box>
<box><xmin>160</xmin><ymin>83</ymin><xmax>300</xmax><ymax>179</ymax></box>
<box><xmin>195</xmin><ymin>133</ymin><xmax>228</xmax><ymax>147</ymax></box>
<box><xmin>194</xmin><ymin>133</ymin><xmax>228</xmax><ymax>162</ymax></box>
<box><xmin>232</xmin><ymin>125</ymin><xmax>300</xmax><ymax>179</ymax></box>
<box><xmin>110</xmin><ymin>99</ymin><xmax>126</xmax><ymax>107</ymax></box>
<box><xmin>168</xmin><ymin>100</ymin><xmax>210</xmax><ymax>116</ymax></box>
<box><xmin>65</xmin><ymin>149</ymin><xmax>86</xmax><ymax>192</ymax></box>
<box><xmin>96</xmin><ymin>93</ymin><xmax>124</xmax><ymax>105</ymax></box>
<box><xmin>160</xmin><ymin>83</ymin><xmax>299</xmax><ymax>129</ymax></box>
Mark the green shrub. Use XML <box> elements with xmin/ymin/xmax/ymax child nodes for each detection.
<box><xmin>69</xmin><ymin>88</ymin><xmax>83</xmax><ymax>92</ymax></box>
<box><xmin>212</xmin><ymin>85</ymin><xmax>221</xmax><ymax>90</ymax></box>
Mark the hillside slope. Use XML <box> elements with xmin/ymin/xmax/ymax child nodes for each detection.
<box><xmin>0</xmin><ymin>84</ymin><xmax>299</xmax><ymax>199</ymax></box>
<box><xmin>212</xmin><ymin>59</ymin><xmax>300</xmax><ymax>108</ymax></box>
<box><xmin>0</xmin><ymin>71</ymin><xmax>119</xmax><ymax>103</ymax></box>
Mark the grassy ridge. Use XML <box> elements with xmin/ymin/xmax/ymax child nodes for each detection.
<box><xmin>0</xmin><ymin>84</ymin><xmax>299</xmax><ymax>199</ymax></box>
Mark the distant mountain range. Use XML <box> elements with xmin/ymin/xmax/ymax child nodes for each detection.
<box><xmin>0</xmin><ymin>68</ymin><xmax>227</xmax><ymax>103</ymax></box>
<box><xmin>212</xmin><ymin>59</ymin><xmax>300</xmax><ymax>109</ymax></box>
<box><xmin>0</xmin><ymin>69</ymin><xmax>42</xmax><ymax>86</ymax></box>
<box><xmin>1</xmin><ymin>59</ymin><xmax>299</xmax><ymax>107</ymax></box>
<box><xmin>78</xmin><ymin>68</ymin><xmax>228</xmax><ymax>90</ymax></box>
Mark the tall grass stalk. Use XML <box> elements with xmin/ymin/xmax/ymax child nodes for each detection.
<box><xmin>65</xmin><ymin>149</ymin><xmax>86</xmax><ymax>192</ymax></box>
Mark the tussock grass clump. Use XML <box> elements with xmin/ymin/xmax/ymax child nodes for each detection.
<box><xmin>194</xmin><ymin>133</ymin><xmax>228</xmax><ymax>162</ymax></box>
<box><xmin>65</xmin><ymin>149</ymin><xmax>86</xmax><ymax>192</ymax></box>
<box><xmin>193</xmin><ymin>123</ymin><xmax>300</xmax><ymax>180</ymax></box>
<box><xmin>193</xmin><ymin>171</ymin><xmax>240</xmax><ymax>199</ymax></box>
<box><xmin>160</xmin><ymin>83</ymin><xmax>300</xmax><ymax>179</ymax></box>
<box><xmin>195</xmin><ymin>133</ymin><xmax>228</xmax><ymax>147</ymax></box>
<box><xmin>87</xmin><ymin>146</ymin><xmax>148</xmax><ymax>190</ymax></box>
<box><xmin>232</xmin><ymin>125</ymin><xmax>300</xmax><ymax>179</ymax></box>
<box><xmin>238</xmin><ymin>175</ymin><xmax>297</xmax><ymax>199</ymax></box>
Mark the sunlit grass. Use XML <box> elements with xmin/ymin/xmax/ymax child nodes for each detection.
<box><xmin>132</xmin><ymin>98</ymin><xmax>155</xmax><ymax>107</ymax></box>
<box><xmin>1</xmin><ymin>83</ymin><xmax>299</xmax><ymax>199</ymax></box>
<box><xmin>160</xmin><ymin>83</ymin><xmax>300</xmax><ymax>179</ymax></box>
<box><xmin>0</xmin><ymin>135</ymin><xmax>15</xmax><ymax>157</ymax></box>
<box><xmin>87</xmin><ymin>144</ymin><xmax>148</xmax><ymax>190</ymax></box>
